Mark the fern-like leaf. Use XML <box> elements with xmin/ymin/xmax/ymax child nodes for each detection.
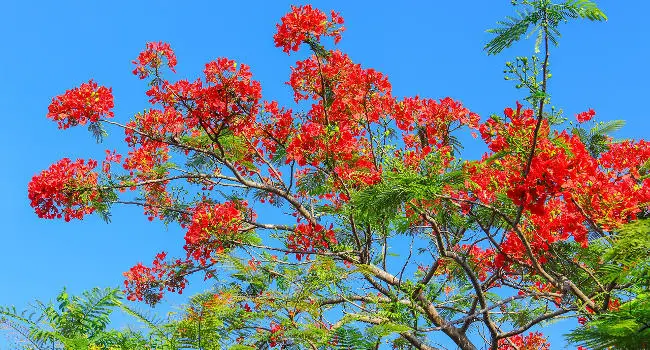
<box><xmin>485</xmin><ymin>10</ymin><xmax>540</xmax><ymax>55</ymax></box>
<box><xmin>563</xmin><ymin>0</ymin><xmax>608</xmax><ymax>21</ymax></box>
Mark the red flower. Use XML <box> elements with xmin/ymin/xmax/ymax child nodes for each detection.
<box><xmin>184</xmin><ymin>201</ymin><xmax>248</xmax><ymax>265</ymax></box>
<box><xmin>122</xmin><ymin>251</ymin><xmax>190</xmax><ymax>304</ymax></box>
<box><xmin>274</xmin><ymin>5</ymin><xmax>345</xmax><ymax>53</ymax></box>
<box><xmin>576</xmin><ymin>108</ymin><xmax>596</xmax><ymax>123</ymax></box>
<box><xmin>132</xmin><ymin>41</ymin><xmax>177</xmax><ymax>79</ymax></box>
<box><xmin>243</xmin><ymin>303</ymin><xmax>252</xmax><ymax>312</ymax></box>
<box><xmin>196</xmin><ymin>57</ymin><xmax>262</xmax><ymax>136</ymax></box>
<box><xmin>268</xmin><ymin>321</ymin><xmax>284</xmax><ymax>347</ymax></box>
<box><xmin>287</xmin><ymin>222</ymin><xmax>337</xmax><ymax>260</ymax></box>
<box><xmin>101</xmin><ymin>149</ymin><xmax>122</xmax><ymax>177</ymax></box>
<box><xmin>47</xmin><ymin>80</ymin><xmax>114</xmax><ymax>129</ymax></box>
<box><xmin>498</xmin><ymin>332</ymin><xmax>550</xmax><ymax>350</ymax></box>
<box><xmin>28</xmin><ymin>158</ymin><xmax>99</xmax><ymax>221</ymax></box>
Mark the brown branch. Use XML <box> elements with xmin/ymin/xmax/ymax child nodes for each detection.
<box><xmin>363</xmin><ymin>264</ymin><xmax>477</xmax><ymax>350</ymax></box>
<box><xmin>497</xmin><ymin>307</ymin><xmax>575</xmax><ymax>340</ymax></box>
<box><xmin>438</xmin><ymin>195</ymin><xmax>598</xmax><ymax>310</ymax></box>
<box><xmin>514</xmin><ymin>7</ymin><xmax>550</xmax><ymax>227</ymax></box>
<box><xmin>339</xmin><ymin>314</ymin><xmax>440</xmax><ymax>350</ymax></box>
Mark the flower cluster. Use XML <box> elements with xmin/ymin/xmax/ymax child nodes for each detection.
<box><xmin>576</xmin><ymin>108</ymin><xmax>596</xmax><ymax>123</ymax></box>
<box><xmin>123</xmin><ymin>201</ymin><xmax>251</xmax><ymax>304</ymax></box>
<box><xmin>286</xmin><ymin>222</ymin><xmax>337</xmax><ymax>260</ymax></box>
<box><xmin>498</xmin><ymin>332</ymin><xmax>550</xmax><ymax>350</ymax></box>
<box><xmin>195</xmin><ymin>57</ymin><xmax>262</xmax><ymax>136</ymax></box>
<box><xmin>274</xmin><ymin>5</ymin><xmax>344</xmax><ymax>53</ymax></box>
<box><xmin>122</xmin><ymin>109</ymin><xmax>175</xmax><ymax>220</ymax></box>
<box><xmin>184</xmin><ymin>201</ymin><xmax>248</xmax><ymax>265</ymax></box>
<box><xmin>259</xmin><ymin>101</ymin><xmax>295</xmax><ymax>158</ymax></box>
<box><xmin>395</xmin><ymin>96</ymin><xmax>479</xmax><ymax>169</ymax></box>
<box><xmin>285</xmin><ymin>50</ymin><xmax>392</xmax><ymax>191</ymax></box>
<box><xmin>468</xmin><ymin>103</ymin><xmax>650</xmax><ymax>269</ymax></box>
<box><xmin>47</xmin><ymin>80</ymin><xmax>114</xmax><ymax>129</ymax></box>
<box><xmin>268</xmin><ymin>321</ymin><xmax>284</xmax><ymax>347</ymax></box>
<box><xmin>28</xmin><ymin>158</ymin><xmax>99</xmax><ymax>222</ymax></box>
<box><xmin>123</xmin><ymin>252</ymin><xmax>189</xmax><ymax>304</ymax></box>
<box><xmin>101</xmin><ymin>149</ymin><xmax>122</xmax><ymax>177</ymax></box>
<box><xmin>600</xmin><ymin>139</ymin><xmax>650</xmax><ymax>177</ymax></box>
<box><xmin>132</xmin><ymin>41</ymin><xmax>177</xmax><ymax>79</ymax></box>
<box><xmin>460</xmin><ymin>244</ymin><xmax>496</xmax><ymax>281</ymax></box>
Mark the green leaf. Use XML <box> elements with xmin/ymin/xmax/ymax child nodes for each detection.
<box><xmin>485</xmin><ymin>10</ymin><xmax>541</xmax><ymax>55</ymax></box>
<box><xmin>563</xmin><ymin>0</ymin><xmax>608</xmax><ymax>21</ymax></box>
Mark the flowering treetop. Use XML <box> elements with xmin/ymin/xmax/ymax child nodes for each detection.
<box><xmin>27</xmin><ymin>1</ymin><xmax>649</xmax><ymax>349</ymax></box>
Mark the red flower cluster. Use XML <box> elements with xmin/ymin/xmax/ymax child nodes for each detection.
<box><xmin>396</xmin><ymin>97</ymin><xmax>480</xmax><ymax>140</ymax></box>
<box><xmin>396</xmin><ymin>96</ymin><xmax>479</xmax><ymax>169</ymax></box>
<box><xmin>285</xmin><ymin>50</ymin><xmax>392</xmax><ymax>191</ymax></box>
<box><xmin>123</xmin><ymin>201</ymin><xmax>251</xmax><ymax>304</ymax></box>
<box><xmin>468</xmin><ymin>102</ymin><xmax>650</xmax><ymax>269</ymax></box>
<box><xmin>576</xmin><ymin>108</ymin><xmax>596</xmax><ymax>123</ymax></box>
<box><xmin>101</xmin><ymin>149</ymin><xmax>122</xmax><ymax>177</ymax></box>
<box><xmin>123</xmin><ymin>252</ymin><xmax>189</xmax><ymax>304</ymax></box>
<box><xmin>47</xmin><ymin>80</ymin><xmax>114</xmax><ymax>129</ymax></box>
<box><xmin>274</xmin><ymin>5</ymin><xmax>344</xmax><ymax>53</ymax></box>
<box><xmin>600</xmin><ymin>140</ymin><xmax>650</xmax><ymax>177</ymax></box>
<box><xmin>478</xmin><ymin>102</ymin><xmax>540</xmax><ymax>153</ymax></box>
<box><xmin>195</xmin><ymin>57</ymin><xmax>262</xmax><ymax>137</ymax></box>
<box><xmin>140</xmin><ymin>56</ymin><xmax>264</xmax><ymax>178</ymax></box>
<box><xmin>286</xmin><ymin>222</ymin><xmax>337</xmax><ymax>260</ymax></box>
<box><xmin>132</xmin><ymin>41</ymin><xmax>177</xmax><ymax>79</ymax></box>
<box><xmin>184</xmin><ymin>201</ymin><xmax>248</xmax><ymax>265</ymax></box>
<box><xmin>127</xmin><ymin>47</ymin><xmax>267</xmax><ymax>221</ymax></box>
<box><xmin>259</xmin><ymin>101</ymin><xmax>295</xmax><ymax>158</ymax></box>
<box><xmin>123</xmin><ymin>262</ymin><xmax>157</xmax><ymax>302</ymax></box>
<box><xmin>122</xmin><ymin>109</ymin><xmax>176</xmax><ymax>220</ymax></box>
<box><xmin>268</xmin><ymin>321</ymin><xmax>284</xmax><ymax>347</ymax></box>
<box><xmin>28</xmin><ymin>158</ymin><xmax>99</xmax><ymax>222</ymax></box>
<box><xmin>459</xmin><ymin>244</ymin><xmax>496</xmax><ymax>281</ymax></box>
<box><xmin>498</xmin><ymin>332</ymin><xmax>550</xmax><ymax>350</ymax></box>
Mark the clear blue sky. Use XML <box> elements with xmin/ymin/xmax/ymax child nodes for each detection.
<box><xmin>1</xmin><ymin>0</ymin><xmax>648</xmax><ymax>348</ymax></box>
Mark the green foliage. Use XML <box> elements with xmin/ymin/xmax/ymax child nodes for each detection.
<box><xmin>0</xmin><ymin>287</ymin><xmax>149</xmax><ymax>349</ymax></box>
<box><xmin>566</xmin><ymin>292</ymin><xmax>650</xmax><ymax>349</ymax></box>
<box><xmin>118</xmin><ymin>303</ymin><xmax>179</xmax><ymax>349</ymax></box>
<box><xmin>351</xmin><ymin>161</ymin><xmax>464</xmax><ymax>228</ymax></box>
<box><xmin>567</xmin><ymin>219</ymin><xmax>650</xmax><ymax>349</ymax></box>
<box><xmin>185</xmin><ymin>149</ymin><xmax>218</xmax><ymax>174</ymax></box>
<box><xmin>296</xmin><ymin>169</ymin><xmax>330</xmax><ymax>197</ymax></box>
<box><xmin>488</xmin><ymin>0</ymin><xmax>606</xmax><ymax>109</ymax></box>
<box><xmin>563</xmin><ymin>0</ymin><xmax>608</xmax><ymax>21</ymax></box>
<box><xmin>330</xmin><ymin>327</ymin><xmax>376</xmax><ymax>350</ymax></box>
<box><xmin>503</xmin><ymin>56</ymin><xmax>545</xmax><ymax>103</ymax></box>
<box><xmin>601</xmin><ymin>219</ymin><xmax>650</xmax><ymax>286</ymax></box>
<box><xmin>88</xmin><ymin>121</ymin><xmax>108</xmax><ymax>143</ymax></box>
<box><xmin>486</xmin><ymin>0</ymin><xmax>606</xmax><ymax>55</ymax></box>
<box><xmin>486</xmin><ymin>6</ymin><xmax>542</xmax><ymax>55</ymax></box>
<box><xmin>169</xmin><ymin>292</ymin><xmax>245</xmax><ymax>349</ymax></box>
<box><xmin>94</xmin><ymin>187</ymin><xmax>119</xmax><ymax>223</ymax></box>
<box><xmin>366</xmin><ymin>322</ymin><xmax>411</xmax><ymax>338</ymax></box>
<box><xmin>572</xmin><ymin>119</ymin><xmax>626</xmax><ymax>157</ymax></box>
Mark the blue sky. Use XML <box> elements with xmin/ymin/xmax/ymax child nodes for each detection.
<box><xmin>1</xmin><ymin>0</ymin><xmax>649</xmax><ymax>348</ymax></box>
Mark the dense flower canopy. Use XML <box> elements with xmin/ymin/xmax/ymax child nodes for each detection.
<box><xmin>25</xmin><ymin>3</ymin><xmax>648</xmax><ymax>350</ymax></box>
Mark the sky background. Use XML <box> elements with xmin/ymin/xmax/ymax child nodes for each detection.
<box><xmin>1</xmin><ymin>0</ymin><xmax>649</xmax><ymax>348</ymax></box>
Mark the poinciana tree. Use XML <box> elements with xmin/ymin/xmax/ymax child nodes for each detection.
<box><xmin>25</xmin><ymin>1</ymin><xmax>650</xmax><ymax>349</ymax></box>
